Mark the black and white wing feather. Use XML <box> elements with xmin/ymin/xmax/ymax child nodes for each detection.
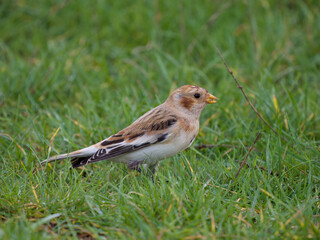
<box><xmin>71</xmin><ymin>132</ymin><xmax>170</xmax><ymax>167</ymax></box>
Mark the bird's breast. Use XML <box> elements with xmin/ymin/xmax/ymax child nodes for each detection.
<box><xmin>114</xmin><ymin>129</ymin><xmax>197</xmax><ymax>165</ymax></box>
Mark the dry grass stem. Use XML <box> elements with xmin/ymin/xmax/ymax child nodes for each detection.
<box><xmin>212</xmin><ymin>42</ymin><xmax>285</xmax><ymax>141</ymax></box>
<box><xmin>234</xmin><ymin>132</ymin><xmax>262</xmax><ymax>179</ymax></box>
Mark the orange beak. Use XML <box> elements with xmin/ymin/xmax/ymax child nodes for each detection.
<box><xmin>206</xmin><ymin>93</ymin><xmax>219</xmax><ymax>104</ymax></box>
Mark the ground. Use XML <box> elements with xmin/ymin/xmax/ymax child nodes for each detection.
<box><xmin>0</xmin><ymin>0</ymin><xmax>319</xmax><ymax>239</ymax></box>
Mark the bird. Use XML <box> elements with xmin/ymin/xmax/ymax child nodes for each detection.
<box><xmin>41</xmin><ymin>85</ymin><xmax>218</xmax><ymax>174</ymax></box>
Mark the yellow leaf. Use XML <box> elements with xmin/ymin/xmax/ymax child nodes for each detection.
<box><xmin>48</xmin><ymin>127</ymin><xmax>61</xmax><ymax>153</ymax></box>
<box><xmin>308</xmin><ymin>112</ymin><xmax>314</xmax><ymax>121</ymax></box>
<box><xmin>31</xmin><ymin>184</ymin><xmax>39</xmax><ymax>204</ymax></box>
<box><xmin>260</xmin><ymin>188</ymin><xmax>272</xmax><ymax>197</ymax></box>
<box><xmin>284</xmin><ymin>114</ymin><xmax>289</xmax><ymax>130</ymax></box>
<box><xmin>272</xmin><ymin>95</ymin><xmax>280</xmax><ymax>114</ymax></box>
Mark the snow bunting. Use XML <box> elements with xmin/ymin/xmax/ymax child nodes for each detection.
<box><xmin>41</xmin><ymin>85</ymin><xmax>218</xmax><ymax>173</ymax></box>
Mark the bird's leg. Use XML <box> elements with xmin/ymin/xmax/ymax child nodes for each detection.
<box><xmin>149</xmin><ymin>163</ymin><xmax>158</xmax><ymax>175</ymax></box>
<box><xmin>131</xmin><ymin>165</ymin><xmax>142</xmax><ymax>173</ymax></box>
<box><xmin>126</xmin><ymin>160</ymin><xmax>143</xmax><ymax>173</ymax></box>
<box><xmin>148</xmin><ymin>163</ymin><xmax>159</xmax><ymax>182</ymax></box>
<box><xmin>136</xmin><ymin>163</ymin><xmax>158</xmax><ymax>181</ymax></box>
<box><xmin>135</xmin><ymin>167</ymin><xmax>142</xmax><ymax>173</ymax></box>
<box><xmin>127</xmin><ymin>161</ymin><xmax>158</xmax><ymax>181</ymax></box>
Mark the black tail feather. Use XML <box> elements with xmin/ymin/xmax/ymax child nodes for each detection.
<box><xmin>71</xmin><ymin>156</ymin><xmax>91</xmax><ymax>168</ymax></box>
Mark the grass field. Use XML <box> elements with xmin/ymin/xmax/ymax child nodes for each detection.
<box><xmin>1</xmin><ymin>0</ymin><xmax>320</xmax><ymax>239</ymax></box>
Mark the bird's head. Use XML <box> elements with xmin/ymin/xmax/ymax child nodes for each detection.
<box><xmin>166</xmin><ymin>85</ymin><xmax>218</xmax><ymax>118</ymax></box>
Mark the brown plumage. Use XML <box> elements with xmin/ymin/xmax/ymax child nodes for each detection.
<box><xmin>41</xmin><ymin>85</ymin><xmax>218</xmax><ymax>174</ymax></box>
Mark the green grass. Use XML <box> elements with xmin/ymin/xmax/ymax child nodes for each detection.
<box><xmin>1</xmin><ymin>0</ymin><xmax>320</xmax><ymax>239</ymax></box>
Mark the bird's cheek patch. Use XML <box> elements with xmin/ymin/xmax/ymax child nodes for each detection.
<box><xmin>180</xmin><ymin>97</ymin><xmax>194</xmax><ymax>109</ymax></box>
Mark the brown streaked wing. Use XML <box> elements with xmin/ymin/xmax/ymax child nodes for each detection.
<box><xmin>99</xmin><ymin>107</ymin><xmax>177</xmax><ymax>148</ymax></box>
<box><xmin>120</xmin><ymin>107</ymin><xmax>178</xmax><ymax>134</ymax></box>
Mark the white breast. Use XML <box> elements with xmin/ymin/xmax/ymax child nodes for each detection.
<box><xmin>112</xmin><ymin>130</ymin><xmax>195</xmax><ymax>165</ymax></box>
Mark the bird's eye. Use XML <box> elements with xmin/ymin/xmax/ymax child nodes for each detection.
<box><xmin>194</xmin><ymin>93</ymin><xmax>201</xmax><ymax>98</ymax></box>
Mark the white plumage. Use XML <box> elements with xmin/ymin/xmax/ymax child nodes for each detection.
<box><xmin>41</xmin><ymin>85</ymin><xmax>218</xmax><ymax>174</ymax></box>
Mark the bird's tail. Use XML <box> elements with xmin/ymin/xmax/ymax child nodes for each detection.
<box><xmin>41</xmin><ymin>145</ymin><xmax>98</xmax><ymax>167</ymax></box>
